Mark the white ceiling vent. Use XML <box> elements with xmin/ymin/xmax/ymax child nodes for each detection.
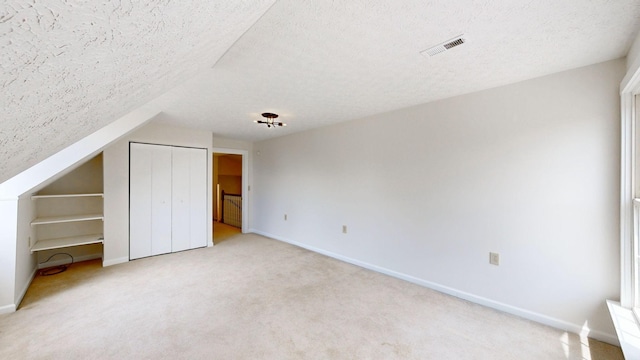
<box><xmin>421</xmin><ymin>35</ymin><xmax>467</xmax><ymax>57</ymax></box>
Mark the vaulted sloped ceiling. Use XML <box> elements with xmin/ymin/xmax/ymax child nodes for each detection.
<box><xmin>0</xmin><ymin>0</ymin><xmax>275</xmax><ymax>183</ymax></box>
<box><xmin>2</xmin><ymin>0</ymin><xmax>640</xmax><ymax>184</ymax></box>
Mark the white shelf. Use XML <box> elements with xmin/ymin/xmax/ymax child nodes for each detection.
<box><xmin>32</xmin><ymin>193</ymin><xmax>103</xmax><ymax>199</ymax></box>
<box><xmin>31</xmin><ymin>234</ymin><xmax>104</xmax><ymax>253</ymax></box>
<box><xmin>31</xmin><ymin>213</ymin><xmax>104</xmax><ymax>226</ymax></box>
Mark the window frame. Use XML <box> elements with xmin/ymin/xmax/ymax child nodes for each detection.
<box><xmin>621</xmin><ymin>67</ymin><xmax>640</xmax><ymax>309</ymax></box>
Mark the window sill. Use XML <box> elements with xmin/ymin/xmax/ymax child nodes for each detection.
<box><xmin>607</xmin><ymin>300</ymin><xmax>640</xmax><ymax>358</ymax></box>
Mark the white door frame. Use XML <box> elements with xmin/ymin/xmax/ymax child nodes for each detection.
<box><xmin>212</xmin><ymin>148</ymin><xmax>249</xmax><ymax>236</ymax></box>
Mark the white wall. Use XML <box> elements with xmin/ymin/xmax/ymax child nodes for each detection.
<box><xmin>627</xmin><ymin>30</ymin><xmax>640</xmax><ymax>73</ymax></box>
<box><xmin>14</xmin><ymin>196</ymin><xmax>36</xmax><ymax>307</ymax></box>
<box><xmin>0</xmin><ymin>196</ymin><xmax>36</xmax><ymax>313</ymax></box>
<box><xmin>0</xmin><ymin>199</ymin><xmax>19</xmax><ymax>312</ymax></box>
<box><xmin>213</xmin><ymin>136</ymin><xmax>252</xmax><ymax>151</ymax></box>
<box><xmin>252</xmin><ymin>59</ymin><xmax>624</xmax><ymax>342</ymax></box>
<box><xmin>103</xmin><ymin>122</ymin><xmax>213</xmax><ymax>265</ymax></box>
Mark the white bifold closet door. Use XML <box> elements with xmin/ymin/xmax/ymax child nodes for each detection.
<box><xmin>129</xmin><ymin>143</ymin><xmax>207</xmax><ymax>260</ymax></box>
<box><xmin>171</xmin><ymin>146</ymin><xmax>207</xmax><ymax>252</ymax></box>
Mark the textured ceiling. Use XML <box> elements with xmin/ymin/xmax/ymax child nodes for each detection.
<box><xmin>0</xmin><ymin>0</ymin><xmax>275</xmax><ymax>183</ymax></box>
<box><xmin>155</xmin><ymin>0</ymin><xmax>640</xmax><ymax>141</ymax></box>
<box><xmin>2</xmin><ymin>0</ymin><xmax>640</xmax><ymax>183</ymax></box>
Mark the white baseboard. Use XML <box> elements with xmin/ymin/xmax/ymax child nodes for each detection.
<box><xmin>103</xmin><ymin>256</ymin><xmax>129</xmax><ymax>267</ymax></box>
<box><xmin>0</xmin><ymin>303</ymin><xmax>16</xmax><ymax>314</ymax></box>
<box><xmin>251</xmin><ymin>229</ymin><xmax>618</xmax><ymax>346</ymax></box>
<box><xmin>38</xmin><ymin>253</ymin><xmax>102</xmax><ymax>269</ymax></box>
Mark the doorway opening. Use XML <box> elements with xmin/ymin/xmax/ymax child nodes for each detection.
<box><xmin>213</xmin><ymin>152</ymin><xmax>244</xmax><ymax>243</ymax></box>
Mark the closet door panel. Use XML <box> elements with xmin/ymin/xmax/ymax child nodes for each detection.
<box><xmin>189</xmin><ymin>148</ymin><xmax>207</xmax><ymax>249</ymax></box>
<box><xmin>150</xmin><ymin>145</ymin><xmax>173</xmax><ymax>256</ymax></box>
<box><xmin>171</xmin><ymin>147</ymin><xmax>191</xmax><ymax>252</ymax></box>
<box><xmin>129</xmin><ymin>143</ymin><xmax>153</xmax><ymax>260</ymax></box>
<box><xmin>130</xmin><ymin>143</ymin><xmax>207</xmax><ymax>259</ymax></box>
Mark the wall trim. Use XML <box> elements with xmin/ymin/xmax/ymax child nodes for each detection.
<box><xmin>103</xmin><ymin>256</ymin><xmax>129</xmax><ymax>267</ymax></box>
<box><xmin>251</xmin><ymin>229</ymin><xmax>618</xmax><ymax>346</ymax></box>
<box><xmin>619</xmin><ymin>52</ymin><xmax>640</xmax><ymax>308</ymax></box>
<box><xmin>620</xmin><ymin>92</ymin><xmax>635</xmax><ymax>307</ymax></box>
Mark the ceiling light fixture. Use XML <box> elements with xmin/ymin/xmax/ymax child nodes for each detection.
<box><xmin>255</xmin><ymin>112</ymin><xmax>286</xmax><ymax>128</ymax></box>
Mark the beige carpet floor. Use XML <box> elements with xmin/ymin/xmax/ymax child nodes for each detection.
<box><xmin>0</xmin><ymin>234</ymin><xmax>623</xmax><ymax>359</ymax></box>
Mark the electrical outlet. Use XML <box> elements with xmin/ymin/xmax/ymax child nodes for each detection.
<box><xmin>342</xmin><ymin>225</ymin><xmax>347</xmax><ymax>234</ymax></box>
<box><xmin>284</xmin><ymin>214</ymin><xmax>287</xmax><ymax>221</ymax></box>
<box><xmin>489</xmin><ymin>252</ymin><xmax>500</xmax><ymax>266</ymax></box>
